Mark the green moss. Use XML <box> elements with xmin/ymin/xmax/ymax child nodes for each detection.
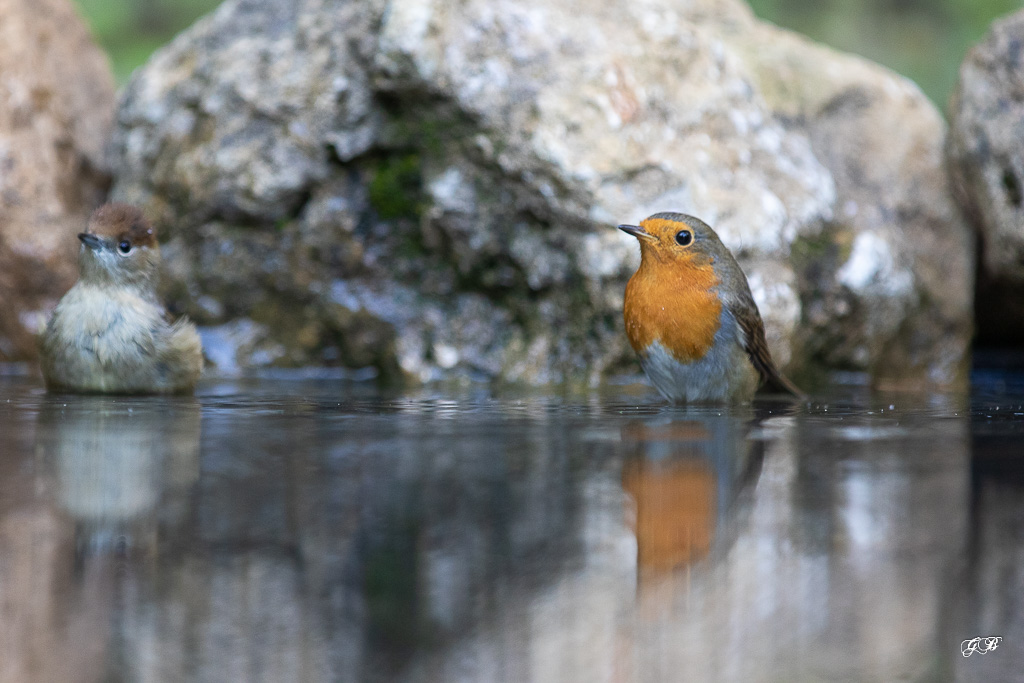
<box><xmin>414</xmin><ymin>118</ymin><xmax>446</xmax><ymax>158</ymax></box>
<box><xmin>368</xmin><ymin>154</ymin><xmax>423</xmax><ymax>220</ymax></box>
<box><xmin>789</xmin><ymin>224</ymin><xmax>853</xmax><ymax>277</ymax></box>
<box><xmin>790</xmin><ymin>231</ymin><xmax>831</xmax><ymax>268</ymax></box>
<box><xmin>395</xmin><ymin>233</ymin><xmax>425</xmax><ymax>260</ymax></box>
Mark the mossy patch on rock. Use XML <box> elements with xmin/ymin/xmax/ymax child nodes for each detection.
<box><xmin>368</xmin><ymin>154</ymin><xmax>424</xmax><ymax>221</ymax></box>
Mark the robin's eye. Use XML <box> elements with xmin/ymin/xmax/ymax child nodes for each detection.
<box><xmin>674</xmin><ymin>230</ymin><xmax>693</xmax><ymax>246</ymax></box>
<box><xmin>118</xmin><ymin>240</ymin><xmax>132</xmax><ymax>254</ymax></box>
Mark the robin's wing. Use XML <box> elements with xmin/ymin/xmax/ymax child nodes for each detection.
<box><xmin>729</xmin><ymin>291</ymin><xmax>804</xmax><ymax>398</ymax></box>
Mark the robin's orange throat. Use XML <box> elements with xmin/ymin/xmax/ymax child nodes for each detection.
<box><xmin>623</xmin><ymin>253</ymin><xmax>722</xmax><ymax>363</ymax></box>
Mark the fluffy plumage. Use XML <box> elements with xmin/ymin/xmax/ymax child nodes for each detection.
<box><xmin>41</xmin><ymin>203</ymin><xmax>203</xmax><ymax>394</ymax></box>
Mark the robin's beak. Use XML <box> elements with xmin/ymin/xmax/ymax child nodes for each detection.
<box><xmin>78</xmin><ymin>233</ymin><xmax>105</xmax><ymax>251</ymax></box>
<box><xmin>618</xmin><ymin>224</ymin><xmax>657</xmax><ymax>243</ymax></box>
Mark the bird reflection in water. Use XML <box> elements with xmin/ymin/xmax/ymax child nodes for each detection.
<box><xmin>36</xmin><ymin>396</ymin><xmax>201</xmax><ymax>553</ymax></box>
<box><xmin>620</xmin><ymin>413</ymin><xmax>764</xmax><ymax>604</ymax></box>
<box><xmin>0</xmin><ymin>396</ymin><xmax>201</xmax><ymax>682</ymax></box>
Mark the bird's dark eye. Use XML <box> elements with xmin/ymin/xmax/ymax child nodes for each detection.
<box><xmin>675</xmin><ymin>230</ymin><xmax>693</xmax><ymax>246</ymax></box>
<box><xmin>118</xmin><ymin>240</ymin><xmax>132</xmax><ymax>254</ymax></box>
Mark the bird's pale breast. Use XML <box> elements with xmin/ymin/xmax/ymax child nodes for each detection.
<box><xmin>41</xmin><ymin>283</ymin><xmax>200</xmax><ymax>394</ymax></box>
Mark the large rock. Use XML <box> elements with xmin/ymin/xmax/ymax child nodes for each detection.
<box><xmin>738</xmin><ymin>27</ymin><xmax>973</xmax><ymax>386</ymax></box>
<box><xmin>110</xmin><ymin>0</ymin><xmax>973</xmax><ymax>387</ymax></box>
<box><xmin>948</xmin><ymin>11</ymin><xmax>1024</xmax><ymax>346</ymax></box>
<box><xmin>0</xmin><ymin>0</ymin><xmax>115</xmax><ymax>363</ymax></box>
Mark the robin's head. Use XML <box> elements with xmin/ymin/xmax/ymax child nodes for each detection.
<box><xmin>618</xmin><ymin>212</ymin><xmax>728</xmax><ymax>267</ymax></box>
<box><xmin>77</xmin><ymin>203</ymin><xmax>160</xmax><ymax>289</ymax></box>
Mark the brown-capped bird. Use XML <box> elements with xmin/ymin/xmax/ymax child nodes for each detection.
<box><xmin>40</xmin><ymin>203</ymin><xmax>203</xmax><ymax>394</ymax></box>
<box><xmin>618</xmin><ymin>212</ymin><xmax>801</xmax><ymax>404</ymax></box>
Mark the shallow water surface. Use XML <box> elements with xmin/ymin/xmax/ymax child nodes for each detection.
<box><xmin>0</xmin><ymin>376</ymin><xmax>1022</xmax><ymax>682</ymax></box>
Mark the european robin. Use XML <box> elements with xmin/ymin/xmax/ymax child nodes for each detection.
<box><xmin>40</xmin><ymin>203</ymin><xmax>203</xmax><ymax>394</ymax></box>
<box><xmin>619</xmin><ymin>212</ymin><xmax>801</xmax><ymax>403</ymax></box>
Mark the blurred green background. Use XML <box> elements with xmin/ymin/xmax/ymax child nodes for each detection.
<box><xmin>73</xmin><ymin>0</ymin><xmax>1023</xmax><ymax>111</ymax></box>
<box><xmin>72</xmin><ymin>0</ymin><xmax>223</xmax><ymax>83</ymax></box>
<box><xmin>748</xmin><ymin>0</ymin><xmax>1024</xmax><ymax>109</ymax></box>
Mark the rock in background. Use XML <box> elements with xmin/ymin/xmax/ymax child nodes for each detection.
<box><xmin>110</xmin><ymin>0</ymin><xmax>973</xmax><ymax>387</ymax></box>
<box><xmin>0</xmin><ymin>0</ymin><xmax>115</xmax><ymax>363</ymax></box>
<box><xmin>949</xmin><ymin>10</ymin><xmax>1024</xmax><ymax>348</ymax></box>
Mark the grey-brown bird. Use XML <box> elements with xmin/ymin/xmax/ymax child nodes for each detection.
<box><xmin>40</xmin><ymin>203</ymin><xmax>203</xmax><ymax>394</ymax></box>
<box><xmin>619</xmin><ymin>212</ymin><xmax>802</xmax><ymax>404</ymax></box>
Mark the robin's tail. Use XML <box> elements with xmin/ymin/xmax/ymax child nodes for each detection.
<box><xmin>759</xmin><ymin>364</ymin><xmax>804</xmax><ymax>399</ymax></box>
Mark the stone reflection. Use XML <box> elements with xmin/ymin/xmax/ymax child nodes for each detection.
<box><xmin>110</xmin><ymin>408</ymin><xmax>616</xmax><ymax>682</ymax></box>
<box><xmin>285</xmin><ymin>409</ymin><xmax>967</xmax><ymax>683</ymax></box>
<box><xmin>1</xmin><ymin>392</ymin><xmax>975</xmax><ymax>683</ymax></box>
<box><xmin>952</xmin><ymin>420</ymin><xmax>1024</xmax><ymax>682</ymax></box>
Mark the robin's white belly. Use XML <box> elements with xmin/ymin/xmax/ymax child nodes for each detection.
<box><xmin>637</xmin><ymin>311</ymin><xmax>758</xmax><ymax>404</ymax></box>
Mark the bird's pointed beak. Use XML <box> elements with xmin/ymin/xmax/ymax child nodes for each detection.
<box><xmin>618</xmin><ymin>224</ymin><xmax>657</xmax><ymax>243</ymax></box>
<box><xmin>78</xmin><ymin>233</ymin><xmax>104</xmax><ymax>251</ymax></box>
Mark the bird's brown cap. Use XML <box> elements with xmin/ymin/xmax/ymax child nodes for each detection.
<box><xmin>85</xmin><ymin>203</ymin><xmax>156</xmax><ymax>248</ymax></box>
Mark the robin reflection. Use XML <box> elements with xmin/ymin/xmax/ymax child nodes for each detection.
<box><xmin>622</xmin><ymin>422</ymin><xmax>718</xmax><ymax>571</ymax></box>
<box><xmin>621</xmin><ymin>416</ymin><xmax>763</xmax><ymax>581</ymax></box>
